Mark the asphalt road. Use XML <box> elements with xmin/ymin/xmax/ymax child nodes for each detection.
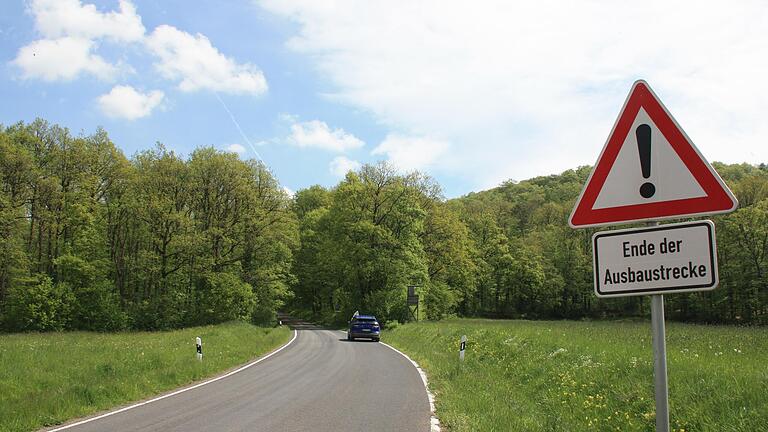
<box><xmin>51</xmin><ymin>319</ymin><xmax>430</xmax><ymax>432</ymax></box>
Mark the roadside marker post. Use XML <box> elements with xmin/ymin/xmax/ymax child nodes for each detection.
<box><xmin>570</xmin><ymin>80</ymin><xmax>737</xmax><ymax>432</ymax></box>
<box><xmin>459</xmin><ymin>335</ymin><xmax>467</xmax><ymax>361</ymax></box>
<box><xmin>196</xmin><ymin>337</ymin><xmax>202</xmax><ymax>361</ymax></box>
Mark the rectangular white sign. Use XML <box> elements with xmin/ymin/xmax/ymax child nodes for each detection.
<box><xmin>593</xmin><ymin>220</ymin><xmax>718</xmax><ymax>297</ymax></box>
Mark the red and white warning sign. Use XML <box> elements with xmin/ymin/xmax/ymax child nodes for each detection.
<box><xmin>569</xmin><ymin>80</ymin><xmax>737</xmax><ymax>228</ymax></box>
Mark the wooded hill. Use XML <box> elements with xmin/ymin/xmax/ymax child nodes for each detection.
<box><xmin>1</xmin><ymin>119</ymin><xmax>766</xmax><ymax>331</ymax></box>
<box><xmin>448</xmin><ymin>162</ymin><xmax>768</xmax><ymax>324</ymax></box>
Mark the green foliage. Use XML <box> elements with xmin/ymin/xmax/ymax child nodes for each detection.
<box><xmin>289</xmin><ymin>158</ymin><xmax>768</xmax><ymax>325</ymax></box>
<box><xmin>442</xmin><ymin>163</ymin><xmax>768</xmax><ymax>324</ymax></box>
<box><xmin>1</xmin><ymin>118</ymin><xmax>766</xmax><ymax>329</ymax></box>
<box><xmin>196</xmin><ymin>272</ymin><xmax>256</xmax><ymax>324</ymax></box>
<box><xmin>424</xmin><ymin>281</ymin><xmax>456</xmax><ymax>320</ymax></box>
<box><xmin>289</xmin><ymin>163</ymin><xmax>440</xmax><ymax>324</ymax></box>
<box><xmin>0</xmin><ymin>120</ymin><xmax>295</xmax><ymax>332</ymax></box>
<box><xmin>3</xmin><ymin>276</ymin><xmax>73</xmax><ymax>331</ymax></box>
<box><xmin>56</xmin><ymin>255</ymin><xmax>127</xmax><ymax>331</ymax></box>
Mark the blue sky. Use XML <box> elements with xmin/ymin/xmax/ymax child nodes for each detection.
<box><xmin>2</xmin><ymin>1</ymin><xmax>767</xmax><ymax>198</ymax></box>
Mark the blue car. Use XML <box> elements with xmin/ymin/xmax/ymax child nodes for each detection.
<box><xmin>347</xmin><ymin>315</ymin><xmax>380</xmax><ymax>341</ymax></box>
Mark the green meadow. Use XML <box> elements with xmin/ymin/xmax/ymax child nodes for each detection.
<box><xmin>0</xmin><ymin>322</ymin><xmax>291</xmax><ymax>432</ymax></box>
<box><xmin>384</xmin><ymin>319</ymin><xmax>768</xmax><ymax>432</ymax></box>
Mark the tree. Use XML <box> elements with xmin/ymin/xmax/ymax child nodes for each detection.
<box><xmin>421</xmin><ymin>203</ymin><xmax>476</xmax><ymax>318</ymax></box>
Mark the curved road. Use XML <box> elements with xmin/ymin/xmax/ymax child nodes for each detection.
<box><xmin>50</xmin><ymin>319</ymin><xmax>430</xmax><ymax>432</ymax></box>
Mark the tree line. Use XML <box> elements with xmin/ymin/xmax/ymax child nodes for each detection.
<box><xmin>0</xmin><ymin>119</ymin><xmax>296</xmax><ymax>331</ymax></box>
<box><xmin>1</xmin><ymin>119</ymin><xmax>766</xmax><ymax>332</ymax></box>
<box><xmin>289</xmin><ymin>155</ymin><xmax>768</xmax><ymax>326</ymax></box>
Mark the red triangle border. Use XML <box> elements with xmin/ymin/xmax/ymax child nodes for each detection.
<box><xmin>569</xmin><ymin>80</ymin><xmax>737</xmax><ymax>228</ymax></box>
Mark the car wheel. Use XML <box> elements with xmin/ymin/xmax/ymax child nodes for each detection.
<box><xmin>347</xmin><ymin>332</ymin><xmax>352</xmax><ymax>341</ymax></box>
<box><xmin>373</xmin><ymin>338</ymin><xmax>379</xmax><ymax>342</ymax></box>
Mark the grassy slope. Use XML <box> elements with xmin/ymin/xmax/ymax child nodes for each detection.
<box><xmin>384</xmin><ymin>319</ymin><xmax>768</xmax><ymax>432</ymax></box>
<box><xmin>0</xmin><ymin>322</ymin><xmax>291</xmax><ymax>432</ymax></box>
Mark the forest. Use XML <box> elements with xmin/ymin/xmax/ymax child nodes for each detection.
<box><xmin>0</xmin><ymin>119</ymin><xmax>296</xmax><ymax>331</ymax></box>
<box><xmin>1</xmin><ymin>119</ymin><xmax>766</xmax><ymax>331</ymax></box>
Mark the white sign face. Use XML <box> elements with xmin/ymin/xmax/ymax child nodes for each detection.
<box><xmin>592</xmin><ymin>108</ymin><xmax>706</xmax><ymax>210</ymax></box>
<box><xmin>593</xmin><ymin>220</ymin><xmax>718</xmax><ymax>297</ymax></box>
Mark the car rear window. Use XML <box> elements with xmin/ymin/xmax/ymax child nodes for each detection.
<box><xmin>354</xmin><ymin>318</ymin><xmax>377</xmax><ymax>323</ymax></box>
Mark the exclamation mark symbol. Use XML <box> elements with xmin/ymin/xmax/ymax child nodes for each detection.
<box><xmin>636</xmin><ymin>124</ymin><xmax>655</xmax><ymax>198</ymax></box>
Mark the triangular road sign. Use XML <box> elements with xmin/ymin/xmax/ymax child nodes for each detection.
<box><xmin>569</xmin><ymin>80</ymin><xmax>737</xmax><ymax>228</ymax></box>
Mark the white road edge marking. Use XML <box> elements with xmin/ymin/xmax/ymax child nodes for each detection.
<box><xmin>339</xmin><ymin>330</ymin><xmax>441</xmax><ymax>432</ymax></box>
<box><xmin>47</xmin><ymin>329</ymin><xmax>299</xmax><ymax>432</ymax></box>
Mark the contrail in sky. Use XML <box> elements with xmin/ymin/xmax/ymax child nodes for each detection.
<box><xmin>214</xmin><ymin>92</ymin><xmax>265</xmax><ymax>163</ymax></box>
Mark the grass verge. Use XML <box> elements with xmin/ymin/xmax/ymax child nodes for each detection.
<box><xmin>0</xmin><ymin>322</ymin><xmax>291</xmax><ymax>432</ymax></box>
<box><xmin>383</xmin><ymin>319</ymin><xmax>768</xmax><ymax>431</ymax></box>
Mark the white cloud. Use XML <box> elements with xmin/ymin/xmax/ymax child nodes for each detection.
<box><xmin>145</xmin><ymin>25</ymin><xmax>268</xmax><ymax>95</ymax></box>
<box><xmin>15</xmin><ymin>2</ymin><xmax>266</xmax><ymax>97</ymax></box>
<box><xmin>97</xmin><ymin>85</ymin><xmax>164</xmax><ymax>120</ymax></box>
<box><xmin>29</xmin><ymin>0</ymin><xmax>145</xmax><ymax>42</ymax></box>
<box><xmin>227</xmin><ymin>143</ymin><xmax>247</xmax><ymax>154</ymax></box>
<box><xmin>259</xmin><ymin>0</ymin><xmax>768</xmax><ymax>193</ymax></box>
<box><xmin>13</xmin><ymin>37</ymin><xmax>117</xmax><ymax>81</ymax></box>
<box><xmin>289</xmin><ymin>120</ymin><xmax>364</xmax><ymax>152</ymax></box>
<box><xmin>282</xmin><ymin>186</ymin><xmax>295</xmax><ymax>197</ymax></box>
<box><xmin>13</xmin><ymin>0</ymin><xmax>144</xmax><ymax>82</ymax></box>
<box><xmin>372</xmin><ymin>134</ymin><xmax>448</xmax><ymax>172</ymax></box>
<box><xmin>329</xmin><ymin>156</ymin><xmax>361</xmax><ymax>177</ymax></box>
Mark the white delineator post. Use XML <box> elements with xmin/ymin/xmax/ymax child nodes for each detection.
<box><xmin>196</xmin><ymin>337</ymin><xmax>202</xmax><ymax>361</ymax></box>
<box><xmin>459</xmin><ymin>335</ymin><xmax>467</xmax><ymax>361</ymax></box>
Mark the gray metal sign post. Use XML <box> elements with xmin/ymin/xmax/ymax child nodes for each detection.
<box><xmin>647</xmin><ymin>219</ymin><xmax>669</xmax><ymax>432</ymax></box>
<box><xmin>647</xmin><ymin>218</ymin><xmax>669</xmax><ymax>432</ymax></box>
<box><xmin>651</xmin><ymin>294</ymin><xmax>669</xmax><ymax>432</ymax></box>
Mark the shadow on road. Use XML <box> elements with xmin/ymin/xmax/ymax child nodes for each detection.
<box><xmin>337</xmin><ymin>338</ymin><xmax>378</xmax><ymax>343</ymax></box>
<box><xmin>285</xmin><ymin>321</ymin><xmax>327</xmax><ymax>331</ymax></box>
<box><xmin>277</xmin><ymin>314</ymin><xmax>331</xmax><ymax>331</ymax></box>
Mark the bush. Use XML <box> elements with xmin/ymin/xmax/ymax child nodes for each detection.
<box><xmin>55</xmin><ymin>255</ymin><xmax>128</xmax><ymax>331</ymax></box>
<box><xmin>195</xmin><ymin>272</ymin><xmax>256</xmax><ymax>325</ymax></box>
<box><xmin>67</xmin><ymin>280</ymin><xmax>128</xmax><ymax>331</ymax></box>
<box><xmin>3</xmin><ymin>275</ymin><xmax>73</xmax><ymax>331</ymax></box>
<box><xmin>251</xmin><ymin>303</ymin><xmax>276</xmax><ymax>326</ymax></box>
<box><xmin>384</xmin><ymin>320</ymin><xmax>400</xmax><ymax>331</ymax></box>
